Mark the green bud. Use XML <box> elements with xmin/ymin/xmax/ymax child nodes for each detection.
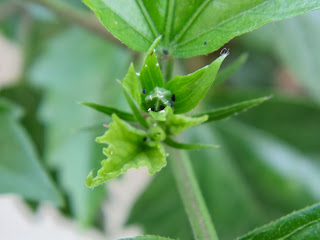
<box><xmin>148</xmin><ymin>125</ymin><xmax>166</xmax><ymax>141</ymax></box>
<box><xmin>145</xmin><ymin>87</ymin><xmax>172</xmax><ymax>112</ymax></box>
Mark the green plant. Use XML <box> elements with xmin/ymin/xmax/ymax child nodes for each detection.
<box><xmin>1</xmin><ymin>0</ymin><xmax>320</xmax><ymax>240</ymax></box>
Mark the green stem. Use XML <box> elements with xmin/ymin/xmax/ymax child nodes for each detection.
<box><xmin>21</xmin><ymin>0</ymin><xmax>123</xmax><ymax>46</ymax></box>
<box><xmin>164</xmin><ymin>55</ymin><xmax>174</xmax><ymax>82</ymax></box>
<box><xmin>168</xmin><ymin>147</ymin><xmax>219</xmax><ymax>240</ymax></box>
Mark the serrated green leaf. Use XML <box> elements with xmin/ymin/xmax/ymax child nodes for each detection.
<box><xmin>238</xmin><ymin>203</ymin><xmax>320</xmax><ymax>240</ymax></box>
<box><xmin>214</xmin><ymin>53</ymin><xmax>248</xmax><ymax>86</ymax></box>
<box><xmin>195</xmin><ymin>96</ymin><xmax>271</xmax><ymax>122</ymax></box>
<box><xmin>86</xmin><ymin>114</ymin><xmax>167</xmax><ymax>188</ymax></box>
<box><xmin>139</xmin><ymin>50</ymin><xmax>165</xmax><ymax>93</ymax></box>
<box><xmin>123</xmin><ymin>63</ymin><xmax>142</xmax><ymax>106</ymax></box>
<box><xmin>120</xmin><ymin>235</ymin><xmax>175</xmax><ymax>240</ymax></box>
<box><xmin>166</xmin><ymin>54</ymin><xmax>227</xmax><ymax>114</ymax></box>
<box><xmin>80</xmin><ymin>102</ymin><xmax>136</xmax><ymax>122</ymax></box>
<box><xmin>0</xmin><ymin>98</ymin><xmax>63</xmax><ymax>206</ymax></box>
<box><xmin>83</xmin><ymin>0</ymin><xmax>320</xmax><ymax>57</ymax></box>
<box><xmin>165</xmin><ymin>137</ymin><xmax>218</xmax><ymax>150</ymax></box>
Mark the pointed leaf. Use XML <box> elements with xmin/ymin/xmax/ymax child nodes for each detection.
<box><xmin>0</xmin><ymin>98</ymin><xmax>63</xmax><ymax>206</ymax></box>
<box><xmin>238</xmin><ymin>203</ymin><xmax>320</xmax><ymax>240</ymax></box>
<box><xmin>84</xmin><ymin>0</ymin><xmax>320</xmax><ymax>57</ymax></box>
<box><xmin>214</xmin><ymin>53</ymin><xmax>248</xmax><ymax>86</ymax></box>
<box><xmin>121</xmin><ymin>83</ymin><xmax>149</xmax><ymax>128</ymax></box>
<box><xmin>195</xmin><ymin>96</ymin><xmax>271</xmax><ymax>122</ymax></box>
<box><xmin>86</xmin><ymin>114</ymin><xmax>167</xmax><ymax>188</ymax></box>
<box><xmin>165</xmin><ymin>138</ymin><xmax>218</xmax><ymax>150</ymax></box>
<box><xmin>123</xmin><ymin>63</ymin><xmax>142</xmax><ymax>106</ymax></box>
<box><xmin>139</xmin><ymin>50</ymin><xmax>165</xmax><ymax>93</ymax></box>
<box><xmin>166</xmin><ymin>54</ymin><xmax>227</xmax><ymax>114</ymax></box>
<box><xmin>80</xmin><ymin>102</ymin><xmax>136</xmax><ymax>122</ymax></box>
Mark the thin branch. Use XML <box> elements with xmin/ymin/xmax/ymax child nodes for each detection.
<box><xmin>168</xmin><ymin>148</ymin><xmax>219</xmax><ymax>240</ymax></box>
<box><xmin>22</xmin><ymin>0</ymin><xmax>124</xmax><ymax>47</ymax></box>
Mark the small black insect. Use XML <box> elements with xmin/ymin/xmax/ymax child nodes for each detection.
<box><xmin>171</xmin><ymin>94</ymin><xmax>176</xmax><ymax>102</ymax></box>
<box><xmin>151</xmin><ymin>107</ymin><xmax>155</xmax><ymax>111</ymax></box>
<box><xmin>142</xmin><ymin>88</ymin><xmax>147</xmax><ymax>94</ymax></box>
<box><xmin>163</xmin><ymin>49</ymin><xmax>169</xmax><ymax>55</ymax></box>
<box><xmin>204</xmin><ymin>41</ymin><xmax>207</xmax><ymax>45</ymax></box>
<box><xmin>143</xmin><ymin>137</ymin><xmax>147</xmax><ymax>142</ymax></box>
<box><xmin>159</xmin><ymin>105</ymin><xmax>165</xmax><ymax>110</ymax></box>
<box><xmin>170</xmin><ymin>101</ymin><xmax>174</xmax><ymax>107</ymax></box>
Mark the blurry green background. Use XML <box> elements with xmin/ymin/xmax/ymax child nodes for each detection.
<box><xmin>0</xmin><ymin>1</ymin><xmax>319</xmax><ymax>240</ymax></box>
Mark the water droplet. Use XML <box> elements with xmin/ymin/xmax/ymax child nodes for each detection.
<box><xmin>166</xmin><ymin>153</ymin><xmax>169</xmax><ymax>157</ymax></box>
<box><xmin>153</xmin><ymin>123</ymin><xmax>157</xmax><ymax>127</ymax></box>
<box><xmin>220</xmin><ymin>47</ymin><xmax>230</xmax><ymax>56</ymax></box>
<box><xmin>145</xmin><ymin>64</ymin><xmax>147</xmax><ymax>67</ymax></box>
<box><xmin>136</xmin><ymin>72</ymin><xmax>140</xmax><ymax>76</ymax></box>
<box><xmin>110</xmin><ymin>151</ymin><xmax>113</xmax><ymax>155</ymax></box>
<box><xmin>148</xmin><ymin>108</ymin><xmax>151</xmax><ymax>112</ymax></box>
<box><xmin>153</xmin><ymin>48</ymin><xmax>156</xmax><ymax>52</ymax></box>
<box><xmin>159</xmin><ymin>110</ymin><xmax>165</xmax><ymax>113</ymax></box>
<box><xmin>156</xmin><ymin>63</ymin><xmax>159</xmax><ymax>67</ymax></box>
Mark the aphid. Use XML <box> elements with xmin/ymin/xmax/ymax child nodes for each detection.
<box><xmin>163</xmin><ymin>49</ymin><xmax>169</xmax><ymax>55</ymax></box>
<box><xmin>159</xmin><ymin>105</ymin><xmax>165</xmax><ymax>110</ymax></box>
<box><xmin>204</xmin><ymin>41</ymin><xmax>207</xmax><ymax>45</ymax></box>
<box><xmin>143</xmin><ymin>137</ymin><xmax>147</xmax><ymax>142</ymax></box>
<box><xmin>151</xmin><ymin>107</ymin><xmax>155</xmax><ymax>111</ymax></box>
<box><xmin>151</xmin><ymin>51</ymin><xmax>154</xmax><ymax>56</ymax></box>
<box><xmin>171</xmin><ymin>94</ymin><xmax>176</xmax><ymax>102</ymax></box>
<box><xmin>142</xmin><ymin>88</ymin><xmax>147</xmax><ymax>94</ymax></box>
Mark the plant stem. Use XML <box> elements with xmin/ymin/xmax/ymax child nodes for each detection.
<box><xmin>168</xmin><ymin>147</ymin><xmax>219</xmax><ymax>240</ymax></box>
<box><xmin>164</xmin><ymin>55</ymin><xmax>175</xmax><ymax>82</ymax></box>
<box><xmin>21</xmin><ymin>0</ymin><xmax>123</xmax><ymax>47</ymax></box>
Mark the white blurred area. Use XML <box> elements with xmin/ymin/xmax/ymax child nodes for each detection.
<box><xmin>0</xmin><ymin>169</ymin><xmax>151</xmax><ymax>240</ymax></box>
<box><xmin>0</xmin><ymin>34</ymin><xmax>151</xmax><ymax>240</ymax></box>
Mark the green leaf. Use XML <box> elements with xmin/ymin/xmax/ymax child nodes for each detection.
<box><xmin>214</xmin><ymin>53</ymin><xmax>248</xmax><ymax>86</ymax></box>
<box><xmin>195</xmin><ymin>96</ymin><xmax>271</xmax><ymax>122</ymax></box>
<box><xmin>120</xmin><ymin>235</ymin><xmax>175</xmax><ymax>240</ymax></box>
<box><xmin>139</xmin><ymin>50</ymin><xmax>165</xmax><ymax>93</ymax></box>
<box><xmin>166</xmin><ymin>54</ymin><xmax>227</xmax><ymax>114</ymax></box>
<box><xmin>123</xmin><ymin>63</ymin><xmax>142</xmax><ymax>106</ymax></box>
<box><xmin>83</xmin><ymin>0</ymin><xmax>320</xmax><ymax>57</ymax></box>
<box><xmin>121</xmin><ymin>83</ymin><xmax>149</xmax><ymax>128</ymax></box>
<box><xmin>80</xmin><ymin>102</ymin><xmax>136</xmax><ymax>122</ymax></box>
<box><xmin>216</xmin><ymin>120</ymin><xmax>320</xmax><ymax>212</ymax></box>
<box><xmin>86</xmin><ymin>114</ymin><xmax>167</xmax><ymax>188</ymax></box>
<box><xmin>165</xmin><ymin>108</ymin><xmax>208</xmax><ymax>135</ymax></box>
<box><xmin>0</xmin><ymin>98</ymin><xmax>63</xmax><ymax>206</ymax></box>
<box><xmin>28</xmin><ymin>28</ymin><xmax>130</xmax><ymax>226</ymax></box>
<box><xmin>238</xmin><ymin>203</ymin><xmax>320</xmax><ymax>240</ymax></box>
<box><xmin>165</xmin><ymin>138</ymin><xmax>218</xmax><ymax>150</ymax></box>
<box><xmin>240</xmin><ymin>10</ymin><xmax>320</xmax><ymax>103</ymax></box>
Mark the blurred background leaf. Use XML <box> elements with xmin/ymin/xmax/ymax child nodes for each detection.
<box><xmin>0</xmin><ymin>98</ymin><xmax>63</xmax><ymax>206</ymax></box>
<box><xmin>27</xmin><ymin>27</ymin><xmax>130</xmax><ymax>226</ymax></box>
